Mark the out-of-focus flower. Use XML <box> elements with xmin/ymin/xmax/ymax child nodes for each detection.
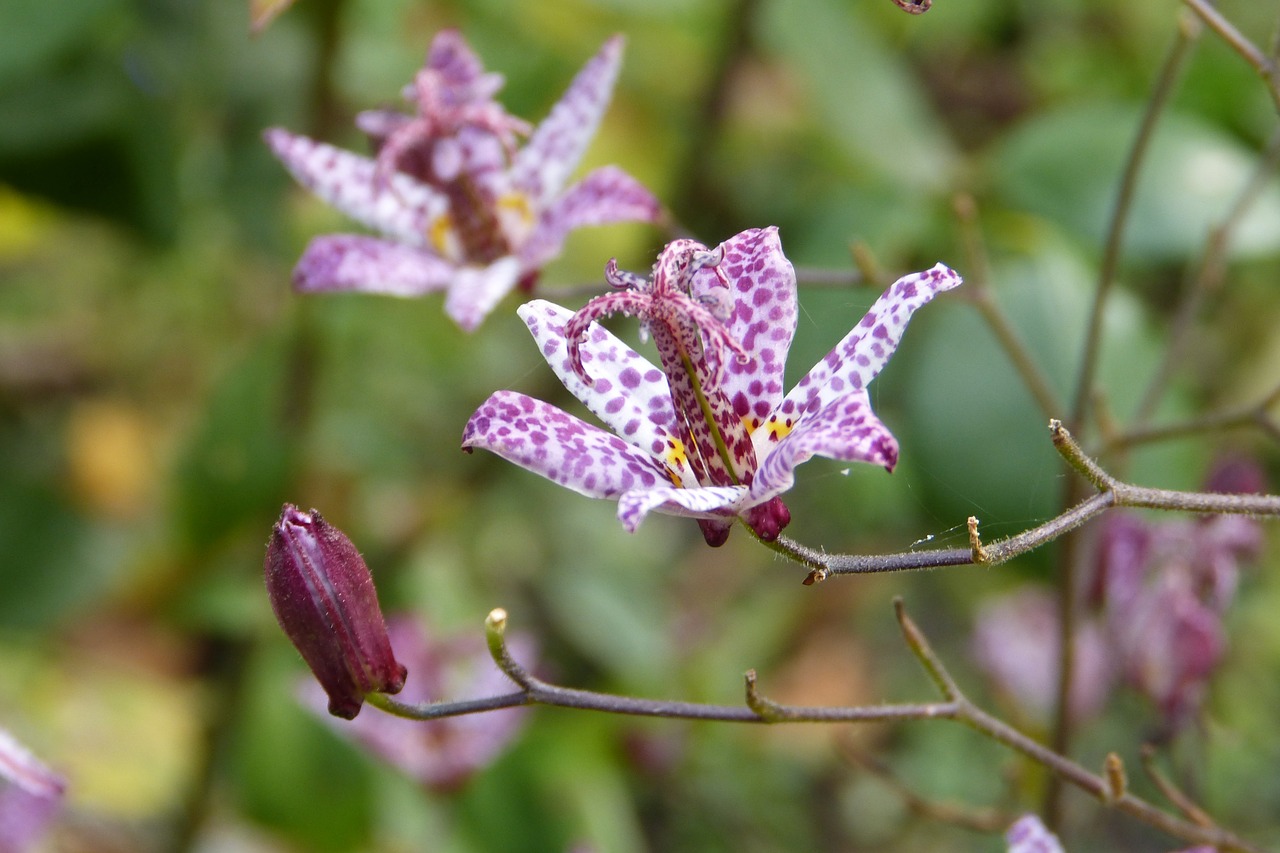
<box><xmin>1088</xmin><ymin>457</ymin><xmax>1266</xmax><ymax>730</ymax></box>
<box><xmin>249</xmin><ymin>0</ymin><xmax>296</xmax><ymax>34</ymax></box>
<box><xmin>463</xmin><ymin>227</ymin><xmax>960</xmax><ymax>545</ymax></box>
<box><xmin>265</xmin><ymin>505</ymin><xmax>407</xmax><ymax>719</ymax></box>
<box><xmin>0</xmin><ymin>726</ymin><xmax>65</xmax><ymax>853</ymax></box>
<box><xmin>971</xmin><ymin>587</ymin><xmax>1113</xmax><ymax>726</ymax></box>
<box><xmin>266</xmin><ymin>30</ymin><xmax>662</xmax><ymax>331</ymax></box>
<box><xmin>1005</xmin><ymin>814</ymin><xmax>1064</xmax><ymax>853</ymax></box>
<box><xmin>302</xmin><ymin>617</ymin><xmax>532</xmax><ymax>791</ymax></box>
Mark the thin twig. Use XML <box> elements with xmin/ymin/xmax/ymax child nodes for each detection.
<box><xmin>1133</xmin><ymin>129</ymin><xmax>1280</xmax><ymax>425</ymax></box>
<box><xmin>1183</xmin><ymin>0</ymin><xmax>1280</xmax><ymax>112</ymax></box>
<box><xmin>837</xmin><ymin>740</ymin><xmax>1011</xmax><ymax>833</ymax></box>
<box><xmin>953</xmin><ymin>194</ymin><xmax>1067</xmax><ymax>420</ymax></box>
<box><xmin>1071</xmin><ymin>15</ymin><xmax>1202</xmax><ymax>431</ymax></box>
<box><xmin>756</xmin><ymin>420</ymin><xmax>1280</xmax><ymax>582</ymax></box>
<box><xmin>367</xmin><ymin>604</ymin><xmax>1265</xmax><ymax>851</ymax></box>
<box><xmin>1140</xmin><ymin>744</ymin><xmax>1217</xmax><ymax>828</ymax></box>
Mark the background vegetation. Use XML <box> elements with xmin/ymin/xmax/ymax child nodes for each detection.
<box><xmin>2</xmin><ymin>0</ymin><xmax>1278</xmax><ymax>850</ymax></box>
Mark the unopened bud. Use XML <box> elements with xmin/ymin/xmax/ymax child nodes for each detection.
<box><xmin>265</xmin><ymin>505</ymin><xmax>407</xmax><ymax>719</ymax></box>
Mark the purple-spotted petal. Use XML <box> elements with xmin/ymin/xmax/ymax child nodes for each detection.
<box><xmin>510</xmin><ymin>36</ymin><xmax>624</xmax><ymax>207</ymax></box>
<box><xmin>617</xmin><ymin>484</ymin><xmax>749</xmax><ymax>531</ymax></box>
<box><xmin>748</xmin><ymin>391</ymin><xmax>898</xmax><ymax>504</ymax></box>
<box><xmin>443</xmin><ymin>257</ymin><xmax>522</xmax><ymax>332</ymax></box>
<box><xmin>773</xmin><ymin>263</ymin><xmax>961</xmax><ymax>425</ymax></box>
<box><xmin>264</xmin><ymin>129</ymin><xmax>447</xmax><ymax>246</ymax></box>
<box><xmin>699</xmin><ymin>227</ymin><xmax>798</xmax><ymax>430</ymax></box>
<box><xmin>520</xmin><ymin>166</ymin><xmax>662</xmax><ymax>270</ymax></box>
<box><xmin>462</xmin><ymin>391</ymin><xmax>674</xmax><ymax>499</ymax></box>
<box><xmin>424</xmin><ymin>29</ymin><xmax>501</xmax><ymax>102</ymax></box>
<box><xmin>293</xmin><ymin>234</ymin><xmax>455</xmax><ymax>296</ymax></box>
<box><xmin>518</xmin><ymin>300</ymin><xmax>686</xmax><ymax>469</ymax></box>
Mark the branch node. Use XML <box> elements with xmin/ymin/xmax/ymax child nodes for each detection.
<box><xmin>803</xmin><ymin>568</ymin><xmax>828</xmax><ymax>586</ymax></box>
<box><xmin>968</xmin><ymin>516</ymin><xmax>989</xmax><ymax>563</ymax></box>
<box><xmin>894</xmin><ymin>598</ymin><xmax>963</xmax><ymax>702</ymax></box>
<box><xmin>1103</xmin><ymin>752</ymin><xmax>1128</xmax><ymax>803</ymax></box>
<box><xmin>1050</xmin><ymin>419</ymin><xmax>1115</xmax><ymax>491</ymax></box>
<box><xmin>744</xmin><ymin>669</ymin><xmax>787</xmax><ymax>722</ymax></box>
<box><xmin>484</xmin><ymin>607</ymin><xmax>535</xmax><ymax>690</ymax></box>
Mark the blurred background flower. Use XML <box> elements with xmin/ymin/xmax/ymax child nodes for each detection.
<box><xmin>0</xmin><ymin>0</ymin><xmax>1277</xmax><ymax>850</ymax></box>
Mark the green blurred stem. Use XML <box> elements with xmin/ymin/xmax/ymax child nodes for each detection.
<box><xmin>367</xmin><ymin>604</ymin><xmax>1264</xmax><ymax>853</ymax></box>
<box><xmin>953</xmin><ymin>193</ymin><xmax>1066</xmax><ymax>420</ymax></box>
<box><xmin>1133</xmin><ymin>130</ymin><xmax>1280</xmax><ymax>426</ymax></box>
<box><xmin>1071</xmin><ymin>14</ymin><xmax>1201</xmax><ymax>431</ymax></box>
<box><xmin>1104</xmin><ymin>380</ymin><xmax>1280</xmax><ymax>453</ymax></box>
<box><xmin>1183</xmin><ymin>0</ymin><xmax>1280</xmax><ymax>112</ymax></box>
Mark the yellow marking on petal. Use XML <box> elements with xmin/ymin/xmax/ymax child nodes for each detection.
<box><xmin>763</xmin><ymin>417</ymin><xmax>793</xmax><ymax>442</ymax></box>
<box><xmin>496</xmin><ymin>192</ymin><xmax>535</xmax><ymax>245</ymax></box>
<box><xmin>664</xmin><ymin>436</ymin><xmax>689</xmax><ymax>470</ymax></box>
<box><xmin>428</xmin><ymin>213</ymin><xmax>462</xmax><ymax>261</ymax></box>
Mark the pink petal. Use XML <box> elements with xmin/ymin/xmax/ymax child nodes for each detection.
<box><xmin>773</xmin><ymin>263</ymin><xmax>961</xmax><ymax>425</ymax></box>
<box><xmin>519</xmin><ymin>301</ymin><xmax>687</xmax><ymax>467</ymax></box>
<box><xmin>701</xmin><ymin>227</ymin><xmax>798</xmax><ymax>431</ymax></box>
<box><xmin>510</xmin><ymin>36</ymin><xmax>624</xmax><ymax>207</ymax></box>
<box><xmin>443</xmin><ymin>258</ymin><xmax>522</xmax><ymax>332</ymax></box>
<box><xmin>617</xmin><ymin>484</ymin><xmax>749</xmax><ymax>532</ymax></box>
<box><xmin>264</xmin><ymin>128</ymin><xmax>447</xmax><ymax>246</ymax></box>
<box><xmin>293</xmin><ymin>234</ymin><xmax>454</xmax><ymax>296</ymax></box>
<box><xmin>520</xmin><ymin>166</ymin><xmax>662</xmax><ymax>270</ymax></box>
<box><xmin>424</xmin><ymin>29</ymin><xmax>498</xmax><ymax>99</ymax></box>
<box><xmin>462</xmin><ymin>391</ymin><xmax>674</xmax><ymax>499</ymax></box>
<box><xmin>748</xmin><ymin>391</ymin><xmax>898</xmax><ymax>504</ymax></box>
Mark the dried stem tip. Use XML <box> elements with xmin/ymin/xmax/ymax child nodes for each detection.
<box><xmin>264</xmin><ymin>504</ymin><xmax>407</xmax><ymax>719</ymax></box>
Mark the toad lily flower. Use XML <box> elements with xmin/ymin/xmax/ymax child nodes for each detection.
<box><xmin>463</xmin><ymin>227</ymin><xmax>961</xmax><ymax>545</ymax></box>
<box><xmin>265</xmin><ymin>30</ymin><xmax>662</xmax><ymax>331</ymax></box>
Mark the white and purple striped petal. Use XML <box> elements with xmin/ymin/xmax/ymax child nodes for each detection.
<box><xmin>510</xmin><ymin>36</ymin><xmax>624</xmax><ymax>208</ymax></box>
<box><xmin>293</xmin><ymin>234</ymin><xmax>454</xmax><ymax>296</ymax></box>
<box><xmin>462</xmin><ymin>391</ymin><xmax>674</xmax><ymax>499</ymax></box>
<box><xmin>773</xmin><ymin>263</ymin><xmax>961</xmax><ymax>426</ymax></box>
<box><xmin>520</xmin><ymin>166</ymin><xmax>662</xmax><ymax>271</ymax></box>
<box><xmin>264</xmin><ymin>129</ymin><xmax>447</xmax><ymax>246</ymax></box>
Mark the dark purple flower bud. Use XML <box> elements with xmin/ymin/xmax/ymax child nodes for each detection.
<box><xmin>302</xmin><ymin>617</ymin><xmax>532</xmax><ymax>791</ymax></box>
<box><xmin>265</xmin><ymin>505</ymin><xmax>407</xmax><ymax>719</ymax></box>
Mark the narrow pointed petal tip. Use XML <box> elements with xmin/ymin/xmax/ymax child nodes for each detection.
<box><xmin>265</xmin><ymin>505</ymin><xmax>407</xmax><ymax>719</ymax></box>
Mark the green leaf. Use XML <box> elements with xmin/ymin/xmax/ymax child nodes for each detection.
<box><xmin>993</xmin><ymin>103</ymin><xmax>1280</xmax><ymax>261</ymax></box>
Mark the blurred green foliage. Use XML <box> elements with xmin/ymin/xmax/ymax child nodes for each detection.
<box><xmin>1</xmin><ymin>0</ymin><xmax>1279</xmax><ymax>851</ymax></box>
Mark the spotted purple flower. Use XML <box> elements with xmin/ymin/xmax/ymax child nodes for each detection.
<box><xmin>1088</xmin><ymin>458</ymin><xmax>1266</xmax><ymax>731</ymax></box>
<box><xmin>462</xmin><ymin>227</ymin><xmax>961</xmax><ymax>545</ymax></box>
<box><xmin>265</xmin><ymin>30</ymin><xmax>662</xmax><ymax>331</ymax></box>
<box><xmin>971</xmin><ymin>587</ymin><xmax>1113</xmax><ymax>726</ymax></box>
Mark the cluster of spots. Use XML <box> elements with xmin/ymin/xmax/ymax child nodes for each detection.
<box><xmin>462</xmin><ymin>391</ymin><xmax>666</xmax><ymax>497</ymax></box>
<box><xmin>461</xmin><ymin>228</ymin><xmax>962</xmax><ymax>546</ymax></box>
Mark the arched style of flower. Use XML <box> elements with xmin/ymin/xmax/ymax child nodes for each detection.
<box><xmin>265</xmin><ymin>30</ymin><xmax>662</xmax><ymax>331</ymax></box>
<box><xmin>463</xmin><ymin>227</ymin><xmax>961</xmax><ymax>545</ymax></box>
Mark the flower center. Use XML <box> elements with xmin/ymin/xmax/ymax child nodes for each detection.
<box><xmin>568</xmin><ymin>240</ymin><xmax>759</xmax><ymax>491</ymax></box>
